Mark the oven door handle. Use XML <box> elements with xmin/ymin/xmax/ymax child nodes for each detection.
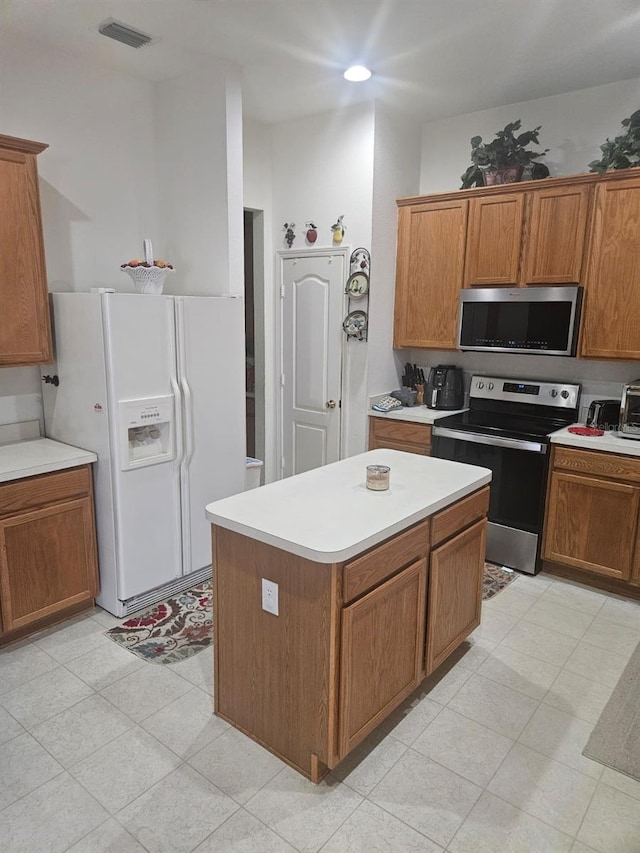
<box><xmin>432</xmin><ymin>426</ymin><xmax>547</xmax><ymax>454</ymax></box>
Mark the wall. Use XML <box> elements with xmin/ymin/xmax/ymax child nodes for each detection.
<box><xmin>420</xmin><ymin>76</ymin><xmax>640</xmax><ymax>194</ymax></box>
<box><xmin>154</xmin><ymin>60</ymin><xmax>244</xmax><ymax>297</ymax></box>
<box><xmin>268</xmin><ymin>104</ymin><xmax>375</xmax><ymax>460</ymax></box>
<box><xmin>368</xmin><ymin>105</ymin><xmax>422</xmax><ymax>404</ymax></box>
<box><xmin>0</xmin><ymin>31</ymin><xmax>158</xmax><ymax>424</ymax></box>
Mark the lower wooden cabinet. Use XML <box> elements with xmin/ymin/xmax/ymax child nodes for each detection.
<box><xmin>368</xmin><ymin>417</ymin><xmax>431</xmax><ymax>455</ymax></box>
<box><xmin>426</xmin><ymin>518</ymin><xmax>486</xmax><ymax>675</ymax></box>
<box><xmin>338</xmin><ymin>558</ymin><xmax>427</xmax><ymax>758</ymax></box>
<box><xmin>543</xmin><ymin>446</ymin><xmax>640</xmax><ymax>589</ymax></box>
<box><xmin>0</xmin><ymin>466</ymin><xmax>99</xmax><ymax>641</ymax></box>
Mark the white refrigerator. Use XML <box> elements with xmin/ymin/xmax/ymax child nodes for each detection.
<box><xmin>42</xmin><ymin>291</ymin><xmax>246</xmax><ymax>616</ymax></box>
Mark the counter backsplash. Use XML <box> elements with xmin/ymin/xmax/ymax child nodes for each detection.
<box><xmin>398</xmin><ymin>350</ymin><xmax>640</xmax><ymax>424</ymax></box>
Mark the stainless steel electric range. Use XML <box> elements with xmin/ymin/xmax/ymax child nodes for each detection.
<box><xmin>431</xmin><ymin>375</ymin><xmax>580</xmax><ymax>574</ymax></box>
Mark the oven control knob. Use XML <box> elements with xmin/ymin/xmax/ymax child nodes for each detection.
<box><xmin>561</xmin><ymin>389</ymin><xmax>570</xmax><ymax>399</ymax></box>
<box><xmin>488</xmin><ymin>382</ymin><xmax>494</xmax><ymax>390</ymax></box>
<box><xmin>477</xmin><ymin>381</ymin><xmax>485</xmax><ymax>389</ymax></box>
<box><xmin>550</xmin><ymin>389</ymin><xmax>558</xmax><ymax>397</ymax></box>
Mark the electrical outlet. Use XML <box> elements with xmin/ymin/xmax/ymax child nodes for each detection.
<box><xmin>261</xmin><ymin>578</ymin><xmax>279</xmax><ymax>616</ymax></box>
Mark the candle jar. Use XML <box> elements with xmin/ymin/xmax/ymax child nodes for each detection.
<box><xmin>366</xmin><ymin>464</ymin><xmax>390</xmax><ymax>491</ymax></box>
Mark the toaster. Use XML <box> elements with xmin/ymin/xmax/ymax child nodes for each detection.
<box><xmin>586</xmin><ymin>399</ymin><xmax>621</xmax><ymax>430</ymax></box>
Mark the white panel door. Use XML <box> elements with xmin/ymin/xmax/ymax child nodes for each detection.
<box><xmin>177</xmin><ymin>296</ymin><xmax>246</xmax><ymax>576</ymax></box>
<box><xmin>103</xmin><ymin>294</ymin><xmax>182</xmax><ymax>600</ymax></box>
<box><xmin>281</xmin><ymin>252</ymin><xmax>345</xmax><ymax>477</ymax></box>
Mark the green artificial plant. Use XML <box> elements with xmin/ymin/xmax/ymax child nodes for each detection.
<box><xmin>460</xmin><ymin>120</ymin><xmax>550</xmax><ymax>189</ymax></box>
<box><xmin>589</xmin><ymin>110</ymin><xmax>640</xmax><ymax>174</ymax></box>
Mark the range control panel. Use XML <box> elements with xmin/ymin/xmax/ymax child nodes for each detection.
<box><xmin>470</xmin><ymin>376</ymin><xmax>580</xmax><ymax>409</ymax></box>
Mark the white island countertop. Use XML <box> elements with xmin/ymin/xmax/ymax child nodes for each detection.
<box><xmin>0</xmin><ymin>438</ymin><xmax>97</xmax><ymax>483</ymax></box>
<box><xmin>206</xmin><ymin>449</ymin><xmax>491</xmax><ymax>563</ymax></box>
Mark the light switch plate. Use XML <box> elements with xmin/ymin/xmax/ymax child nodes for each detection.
<box><xmin>261</xmin><ymin>578</ymin><xmax>279</xmax><ymax>616</ymax></box>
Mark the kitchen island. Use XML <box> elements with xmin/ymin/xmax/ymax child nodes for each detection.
<box><xmin>205</xmin><ymin>449</ymin><xmax>491</xmax><ymax>782</ymax></box>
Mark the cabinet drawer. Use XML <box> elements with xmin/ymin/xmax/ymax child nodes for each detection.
<box><xmin>370</xmin><ymin>418</ymin><xmax>431</xmax><ymax>445</ymax></box>
<box><xmin>431</xmin><ymin>487</ymin><xmax>490</xmax><ymax>546</ymax></box>
<box><xmin>343</xmin><ymin>518</ymin><xmax>430</xmax><ymax>604</ymax></box>
<box><xmin>0</xmin><ymin>466</ymin><xmax>92</xmax><ymax>518</ymax></box>
<box><xmin>553</xmin><ymin>447</ymin><xmax>640</xmax><ymax>483</ymax></box>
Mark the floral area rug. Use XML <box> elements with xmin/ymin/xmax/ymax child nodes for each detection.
<box><xmin>104</xmin><ymin>581</ymin><xmax>212</xmax><ymax>664</ymax></box>
<box><xmin>483</xmin><ymin>562</ymin><xmax>517</xmax><ymax>600</ymax></box>
<box><xmin>105</xmin><ymin>564</ymin><xmax>515</xmax><ymax>664</ymax></box>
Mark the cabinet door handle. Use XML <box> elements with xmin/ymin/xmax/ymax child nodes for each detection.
<box><xmin>326</xmin><ymin>400</ymin><xmax>336</xmax><ymax>409</ymax></box>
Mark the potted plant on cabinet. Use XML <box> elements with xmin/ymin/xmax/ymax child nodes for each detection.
<box><xmin>589</xmin><ymin>109</ymin><xmax>640</xmax><ymax>173</ymax></box>
<box><xmin>460</xmin><ymin>120</ymin><xmax>550</xmax><ymax>189</ymax></box>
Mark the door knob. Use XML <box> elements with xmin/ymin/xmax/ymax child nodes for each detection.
<box><xmin>326</xmin><ymin>400</ymin><xmax>336</xmax><ymax>409</ymax></box>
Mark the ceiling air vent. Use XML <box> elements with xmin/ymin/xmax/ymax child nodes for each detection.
<box><xmin>98</xmin><ymin>18</ymin><xmax>154</xmax><ymax>49</ymax></box>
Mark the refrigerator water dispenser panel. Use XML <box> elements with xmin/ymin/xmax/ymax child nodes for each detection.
<box><xmin>118</xmin><ymin>396</ymin><xmax>175</xmax><ymax>470</ymax></box>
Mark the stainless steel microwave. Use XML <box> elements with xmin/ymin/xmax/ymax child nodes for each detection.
<box><xmin>619</xmin><ymin>381</ymin><xmax>640</xmax><ymax>440</ymax></box>
<box><xmin>458</xmin><ymin>286</ymin><xmax>583</xmax><ymax>356</ymax></box>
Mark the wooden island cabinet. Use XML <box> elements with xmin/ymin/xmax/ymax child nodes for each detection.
<box><xmin>0</xmin><ymin>134</ymin><xmax>52</xmax><ymax>366</ymax></box>
<box><xmin>207</xmin><ymin>450</ymin><xmax>490</xmax><ymax>781</ymax></box>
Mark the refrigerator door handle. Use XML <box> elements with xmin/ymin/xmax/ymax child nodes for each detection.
<box><xmin>169</xmin><ymin>375</ymin><xmax>185</xmax><ymax>470</ymax></box>
<box><xmin>174</xmin><ymin>297</ymin><xmax>193</xmax><ymax>574</ymax></box>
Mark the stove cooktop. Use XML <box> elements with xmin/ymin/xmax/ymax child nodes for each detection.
<box><xmin>433</xmin><ymin>374</ymin><xmax>581</xmax><ymax>444</ymax></box>
<box><xmin>433</xmin><ymin>409</ymin><xmax>573</xmax><ymax>443</ymax></box>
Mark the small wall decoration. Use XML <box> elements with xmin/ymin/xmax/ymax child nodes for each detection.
<box><xmin>345</xmin><ymin>271</ymin><xmax>369</xmax><ymax>298</ymax></box>
<box><xmin>305</xmin><ymin>222</ymin><xmax>318</xmax><ymax>244</ymax></box>
<box><xmin>350</xmin><ymin>247</ymin><xmax>370</xmax><ymax>274</ymax></box>
<box><xmin>331</xmin><ymin>215</ymin><xmax>345</xmax><ymax>245</ymax></box>
<box><xmin>342</xmin><ymin>309</ymin><xmax>368</xmax><ymax>341</ymax></box>
<box><xmin>342</xmin><ymin>247</ymin><xmax>371</xmax><ymax>342</ymax></box>
<box><xmin>283</xmin><ymin>222</ymin><xmax>296</xmax><ymax>249</ymax></box>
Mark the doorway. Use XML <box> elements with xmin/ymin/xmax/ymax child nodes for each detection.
<box><xmin>243</xmin><ymin>209</ymin><xmax>265</xmax><ymax>472</ymax></box>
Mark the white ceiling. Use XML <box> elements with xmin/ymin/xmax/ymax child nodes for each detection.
<box><xmin>3</xmin><ymin>0</ymin><xmax>640</xmax><ymax>124</ymax></box>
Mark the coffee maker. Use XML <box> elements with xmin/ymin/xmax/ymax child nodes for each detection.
<box><xmin>425</xmin><ymin>365</ymin><xmax>464</xmax><ymax>410</ymax></box>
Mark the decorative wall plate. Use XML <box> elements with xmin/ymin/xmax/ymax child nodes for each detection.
<box><xmin>343</xmin><ymin>309</ymin><xmax>368</xmax><ymax>340</ymax></box>
<box><xmin>345</xmin><ymin>271</ymin><xmax>369</xmax><ymax>299</ymax></box>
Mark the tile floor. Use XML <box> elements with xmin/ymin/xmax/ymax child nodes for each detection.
<box><xmin>1</xmin><ymin>572</ymin><xmax>640</xmax><ymax>852</ymax></box>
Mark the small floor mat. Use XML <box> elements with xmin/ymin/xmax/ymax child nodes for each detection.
<box><xmin>483</xmin><ymin>562</ymin><xmax>517</xmax><ymax>600</ymax></box>
<box><xmin>104</xmin><ymin>581</ymin><xmax>212</xmax><ymax>664</ymax></box>
<box><xmin>583</xmin><ymin>639</ymin><xmax>640</xmax><ymax>783</ymax></box>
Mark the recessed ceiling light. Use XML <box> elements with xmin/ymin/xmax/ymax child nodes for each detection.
<box><xmin>343</xmin><ymin>65</ymin><xmax>372</xmax><ymax>82</ymax></box>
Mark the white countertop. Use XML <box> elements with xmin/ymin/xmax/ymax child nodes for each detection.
<box><xmin>206</xmin><ymin>449</ymin><xmax>491</xmax><ymax>563</ymax></box>
<box><xmin>0</xmin><ymin>438</ymin><xmax>97</xmax><ymax>483</ymax></box>
<box><xmin>550</xmin><ymin>426</ymin><xmax>640</xmax><ymax>458</ymax></box>
<box><xmin>368</xmin><ymin>407</ymin><xmax>467</xmax><ymax>424</ymax></box>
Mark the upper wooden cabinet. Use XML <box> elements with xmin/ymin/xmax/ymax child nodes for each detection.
<box><xmin>464</xmin><ymin>193</ymin><xmax>524</xmax><ymax>286</ymax></box>
<box><xmin>581</xmin><ymin>174</ymin><xmax>640</xmax><ymax>359</ymax></box>
<box><xmin>523</xmin><ymin>184</ymin><xmax>591</xmax><ymax>284</ymax></box>
<box><xmin>0</xmin><ymin>134</ymin><xmax>52</xmax><ymax>366</ymax></box>
<box><xmin>393</xmin><ymin>198</ymin><xmax>468</xmax><ymax>349</ymax></box>
<box><xmin>394</xmin><ymin>175</ymin><xmax>595</xmax><ymax>350</ymax></box>
<box><xmin>463</xmin><ymin>183</ymin><xmax>591</xmax><ymax>287</ymax></box>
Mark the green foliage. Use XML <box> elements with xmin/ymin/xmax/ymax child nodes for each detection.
<box><xmin>589</xmin><ymin>110</ymin><xmax>640</xmax><ymax>174</ymax></box>
<box><xmin>460</xmin><ymin>120</ymin><xmax>550</xmax><ymax>189</ymax></box>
